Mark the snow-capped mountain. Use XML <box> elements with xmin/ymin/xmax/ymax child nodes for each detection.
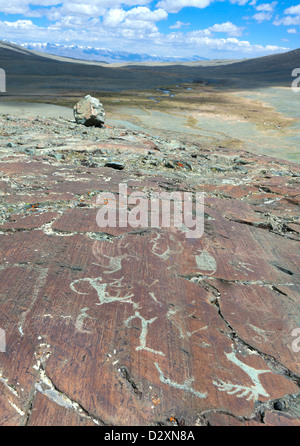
<box><xmin>18</xmin><ymin>42</ymin><xmax>209</xmax><ymax>63</ymax></box>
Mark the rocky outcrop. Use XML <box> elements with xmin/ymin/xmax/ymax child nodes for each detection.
<box><xmin>0</xmin><ymin>114</ymin><xmax>299</xmax><ymax>426</ymax></box>
<box><xmin>73</xmin><ymin>95</ymin><xmax>105</xmax><ymax>127</ymax></box>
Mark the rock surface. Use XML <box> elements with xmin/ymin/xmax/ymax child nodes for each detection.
<box><xmin>0</xmin><ymin>114</ymin><xmax>299</xmax><ymax>426</ymax></box>
<box><xmin>74</xmin><ymin>95</ymin><xmax>105</xmax><ymax>127</ymax></box>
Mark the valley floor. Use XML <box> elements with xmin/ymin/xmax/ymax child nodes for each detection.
<box><xmin>1</xmin><ymin>82</ymin><xmax>299</xmax><ymax>162</ymax></box>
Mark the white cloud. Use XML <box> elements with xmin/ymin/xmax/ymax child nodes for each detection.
<box><xmin>287</xmin><ymin>28</ymin><xmax>297</xmax><ymax>33</ymax></box>
<box><xmin>274</xmin><ymin>15</ymin><xmax>300</xmax><ymax>26</ymax></box>
<box><xmin>252</xmin><ymin>1</ymin><xmax>277</xmax><ymax>21</ymax></box>
<box><xmin>253</xmin><ymin>11</ymin><xmax>272</xmax><ymax>21</ymax></box>
<box><xmin>284</xmin><ymin>4</ymin><xmax>300</xmax><ymax>15</ymax></box>
<box><xmin>103</xmin><ymin>8</ymin><xmax>127</xmax><ymax>27</ymax></box>
<box><xmin>0</xmin><ymin>0</ymin><xmax>62</xmax><ymax>15</ymax></box>
<box><xmin>255</xmin><ymin>2</ymin><xmax>277</xmax><ymax>12</ymax></box>
<box><xmin>273</xmin><ymin>3</ymin><xmax>300</xmax><ymax>26</ymax></box>
<box><xmin>164</xmin><ymin>32</ymin><xmax>288</xmax><ymax>56</ymax></box>
<box><xmin>208</xmin><ymin>21</ymin><xmax>244</xmax><ymax>36</ymax></box>
<box><xmin>0</xmin><ymin>0</ymin><xmax>153</xmax><ymax>17</ymax></box>
<box><xmin>170</xmin><ymin>21</ymin><xmax>243</xmax><ymax>36</ymax></box>
<box><xmin>3</xmin><ymin>19</ymin><xmax>34</xmax><ymax>29</ymax></box>
<box><xmin>103</xmin><ymin>7</ymin><xmax>167</xmax><ymax>32</ymax></box>
<box><xmin>156</xmin><ymin>0</ymin><xmax>212</xmax><ymax>14</ymax></box>
<box><xmin>229</xmin><ymin>0</ymin><xmax>251</xmax><ymax>5</ymax></box>
<box><xmin>170</xmin><ymin>20</ymin><xmax>190</xmax><ymax>29</ymax></box>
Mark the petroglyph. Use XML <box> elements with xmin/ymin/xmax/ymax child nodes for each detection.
<box><xmin>0</xmin><ymin>373</ymin><xmax>19</xmax><ymax>397</ymax></box>
<box><xmin>18</xmin><ymin>268</ymin><xmax>49</xmax><ymax>337</ymax></box>
<box><xmin>125</xmin><ymin>311</ymin><xmax>165</xmax><ymax>356</ymax></box>
<box><xmin>230</xmin><ymin>260</ymin><xmax>255</xmax><ymax>274</ymax></box>
<box><xmin>154</xmin><ymin>363</ymin><xmax>207</xmax><ymax>399</ymax></box>
<box><xmin>246</xmin><ymin>324</ymin><xmax>274</xmax><ymax>344</ymax></box>
<box><xmin>149</xmin><ymin>231</ymin><xmax>183</xmax><ymax>261</ymax></box>
<box><xmin>92</xmin><ymin>241</ymin><xmax>138</xmax><ymax>274</ymax></box>
<box><xmin>195</xmin><ymin>250</ymin><xmax>217</xmax><ymax>274</ymax></box>
<box><xmin>187</xmin><ymin>326</ymin><xmax>208</xmax><ymax>338</ymax></box>
<box><xmin>92</xmin><ymin>248</ymin><xmax>128</xmax><ymax>274</ymax></box>
<box><xmin>213</xmin><ymin>351</ymin><xmax>271</xmax><ymax>401</ymax></box>
<box><xmin>93</xmin><ymin>255</ymin><xmax>127</xmax><ymax>274</ymax></box>
<box><xmin>75</xmin><ymin>307</ymin><xmax>94</xmax><ymax>334</ymax></box>
<box><xmin>166</xmin><ymin>307</ymin><xmax>207</xmax><ymax>340</ymax></box>
<box><xmin>149</xmin><ymin>292</ymin><xmax>160</xmax><ymax>304</ymax></box>
<box><xmin>166</xmin><ymin>306</ymin><xmax>186</xmax><ymax>339</ymax></box>
<box><xmin>70</xmin><ymin>276</ymin><xmax>137</xmax><ymax>307</ymax></box>
<box><xmin>8</xmin><ymin>400</ymin><xmax>25</xmax><ymax>416</ymax></box>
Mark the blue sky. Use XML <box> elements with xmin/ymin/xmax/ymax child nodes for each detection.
<box><xmin>0</xmin><ymin>1</ymin><xmax>299</xmax><ymax>58</ymax></box>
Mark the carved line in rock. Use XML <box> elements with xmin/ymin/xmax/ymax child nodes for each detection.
<box><xmin>70</xmin><ymin>276</ymin><xmax>166</xmax><ymax>356</ymax></box>
<box><xmin>154</xmin><ymin>350</ymin><xmax>271</xmax><ymax>403</ymax></box>
<box><xmin>69</xmin><ymin>240</ymin><xmax>273</xmax><ymax>404</ymax></box>
<box><xmin>18</xmin><ymin>267</ymin><xmax>49</xmax><ymax>337</ymax></box>
<box><xmin>125</xmin><ymin>311</ymin><xmax>165</xmax><ymax>356</ymax></box>
<box><xmin>92</xmin><ymin>247</ymin><xmax>139</xmax><ymax>274</ymax></box>
<box><xmin>149</xmin><ymin>231</ymin><xmax>183</xmax><ymax>261</ymax></box>
<box><xmin>213</xmin><ymin>351</ymin><xmax>271</xmax><ymax>401</ymax></box>
<box><xmin>166</xmin><ymin>306</ymin><xmax>208</xmax><ymax>341</ymax></box>
<box><xmin>70</xmin><ymin>276</ymin><xmax>136</xmax><ymax>307</ymax></box>
<box><xmin>154</xmin><ymin>362</ymin><xmax>207</xmax><ymax>399</ymax></box>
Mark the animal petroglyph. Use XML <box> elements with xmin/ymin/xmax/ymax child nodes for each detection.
<box><xmin>93</xmin><ymin>254</ymin><xmax>128</xmax><ymax>274</ymax></box>
<box><xmin>150</xmin><ymin>231</ymin><xmax>183</xmax><ymax>261</ymax></box>
<box><xmin>92</xmin><ymin>241</ymin><xmax>138</xmax><ymax>274</ymax></box>
<box><xmin>70</xmin><ymin>276</ymin><xmax>136</xmax><ymax>307</ymax></box>
<box><xmin>154</xmin><ymin>363</ymin><xmax>207</xmax><ymax>399</ymax></box>
<box><xmin>125</xmin><ymin>311</ymin><xmax>165</xmax><ymax>356</ymax></box>
<box><xmin>213</xmin><ymin>351</ymin><xmax>271</xmax><ymax>401</ymax></box>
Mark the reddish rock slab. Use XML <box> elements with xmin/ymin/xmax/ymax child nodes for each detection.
<box><xmin>204</xmin><ymin>412</ymin><xmax>263</xmax><ymax>426</ymax></box>
<box><xmin>0</xmin><ymin>211</ymin><xmax>59</xmax><ymax>231</ymax></box>
<box><xmin>263</xmin><ymin>411</ymin><xmax>300</xmax><ymax>426</ymax></box>
<box><xmin>0</xmin><ymin>115</ymin><xmax>299</xmax><ymax>426</ymax></box>
<box><xmin>26</xmin><ymin>393</ymin><xmax>97</xmax><ymax>426</ymax></box>
<box><xmin>52</xmin><ymin>207</ymin><xmax>134</xmax><ymax>237</ymax></box>
<box><xmin>212</xmin><ymin>280</ymin><xmax>300</xmax><ymax>376</ymax></box>
<box><xmin>0</xmin><ymin>230</ymin><xmax>298</xmax><ymax>425</ymax></box>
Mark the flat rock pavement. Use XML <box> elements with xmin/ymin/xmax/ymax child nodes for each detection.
<box><xmin>0</xmin><ymin>115</ymin><xmax>299</xmax><ymax>426</ymax></box>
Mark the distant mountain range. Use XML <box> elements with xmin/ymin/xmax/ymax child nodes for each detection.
<box><xmin>17</xmin><ymin>42</ymin><xmax>209</xmax><ymax>63</ymax></box>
